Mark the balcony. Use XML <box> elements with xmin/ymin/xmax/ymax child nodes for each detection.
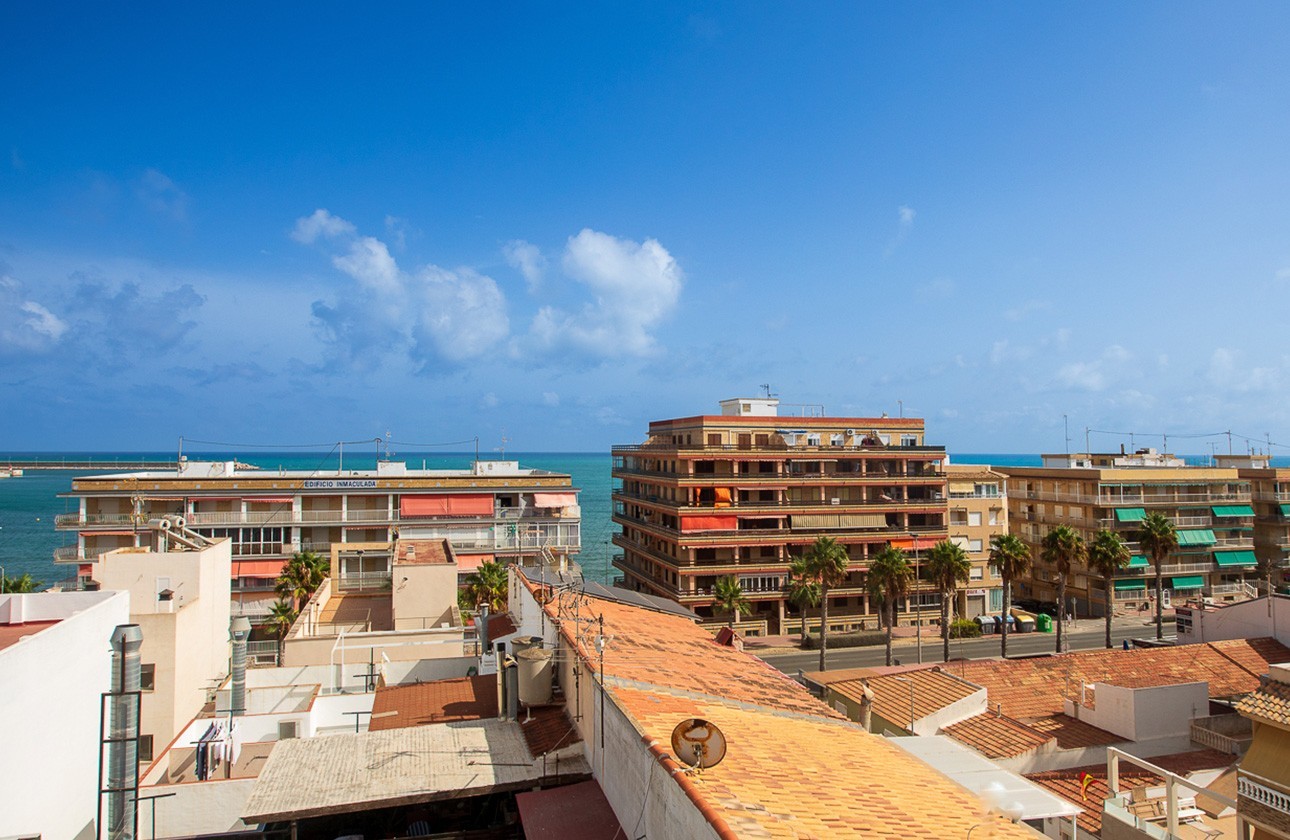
<box><xmin>1189</xmin><ymin>714</ymin><xmax>1252</xmax><ymax>755</ymax></box>
<box><xmin>613</xmin><ymin>442</ymin><xmax>947</xmax><ymax>455</ymax></box>
<box><xmin>613</xmin><ymin>490</ymin><xmax>944</xmax><ymax>512</ymax></box>
<box><xmin>57</xmin><ymin>507</ymin><xmax>580</xmax><ymax>530</ymax></box>
<box><xmin>1239</xmin><ymin>771</ymin><xmax>1290</xmax><ymax>819</ymax></box>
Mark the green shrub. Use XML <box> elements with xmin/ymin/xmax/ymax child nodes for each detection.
<box><xmin>948</xmin><ymin>618</ymin><xmax>981</xmax><ymax>639</ymax></box>
<box><xmin>803</xmin><ymin>630</ymin><xmax>887</xmax><ymax>650</ymax></box>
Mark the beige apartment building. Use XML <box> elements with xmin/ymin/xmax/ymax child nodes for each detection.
<box><xmin>1218</xmin><ymin>453</ymin><xmax>1290</xmax><ymax>595</ymax></box>
<box><xmin>944</xmin><ymin>464</ymin><xmax>1007</xmax><ymax>617</ymax></box>
<box><xmin>1004</xmin><ymin>449</ymin><xmax>1259</xmax><ymax>617</ymax></box>
<box><xmin>612</xmin><ymin>397</ymin><xmax>949</xmax><ymax>635</ymax></box>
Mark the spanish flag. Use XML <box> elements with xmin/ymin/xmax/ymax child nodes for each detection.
<box><xmin>1078</xmin><ymin>771</ymin><xmax>1095</xmax><ymax>801</ymax></box>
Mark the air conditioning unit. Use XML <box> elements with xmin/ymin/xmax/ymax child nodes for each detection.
<box><xmin>845</xmin><ymin>429</ymin><xmax>856</xmax><ymax>437</ymax></box>
<box><xmin>831</xmin><ymin>498</ymin><xmax>841</xmax><ymax>505</ymax></box>
<box><xmin>278</xmin><ymin>720</ymin><xmax>299</xmax><ymax>740</ymax></box>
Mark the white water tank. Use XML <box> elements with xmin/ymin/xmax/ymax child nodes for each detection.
<box><xmin>517</xmin><ymin>647</ymin><xmax>554</xmax><ymax>705</ymax></box>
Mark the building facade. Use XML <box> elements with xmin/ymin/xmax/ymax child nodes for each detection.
<box><xmin>944</xmin><ymin>464</ymin><xmax>1008</xmax><ymax>617</ymax></box>
<box><xmin>1220</xmin><ymin>454</ymin><xmax>1290</xmax><ymax>595</ymax></box>
<box><xmin>56</xmin><ymin>459</ymin><xmax>580</xmax><ymax>626</ymax></box>
<box><xmin>612</xmin><ymin>397</ymin><xmax>948</xmax><ymax>634</ymax></box>
<box><xmin>1004</xmin><ymin>450</ymin><xmax>1259</xmax><ymax>617</ymax></box>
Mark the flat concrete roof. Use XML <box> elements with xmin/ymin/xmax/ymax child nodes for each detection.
<box><xmin>241</xmin><ymin>718</ymin><xmax>589</xmax><ymax>823</ymax></box>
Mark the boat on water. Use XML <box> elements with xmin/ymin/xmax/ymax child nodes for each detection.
<box><xmin>0</xmin><ymin>467</ymin><xmax>20</xmax><ymax>478</ymax></box>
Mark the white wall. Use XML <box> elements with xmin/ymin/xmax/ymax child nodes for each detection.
<box><xmin>1064</xmin><ymin>682</ymin><xmax>1208</xmax><ymax>742</ymax></box>
<box><xmin>146</xmin><ymin>778</ymin><xmax>257</xmax><ymax>837</ymax></box>
<box><xmin>0</xmin><ymin>590</ymin><xmax>131</xmax><ymax>840</ymax></box>
<box><xmin>1177</xmin><ymin>595</ymin><xmax>1290</xmax><ymax>646</ymax></box>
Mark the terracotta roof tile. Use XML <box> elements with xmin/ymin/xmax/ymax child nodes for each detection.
<box><xmin>831</xmin><ymin>668</ymin><xmax>981</xmax><ymax>728</ymax></box>
<box><xmin>520</xmin><ymin>706</ymin><xmax>581</xmax><ymax>757</ymax></box>
<box><xmin>954</xmin><ymin>638</ymin><xmax>1290</xmax><ymax>719</ymax></box>
<box><xmin>1234</xmin><ymin>675</ymin><xmax>1290</xmax><ymax>725</ymax></box>
<box><xmin>1026</xmin><ymin>750</ymin><xmax>1235</xmax><ymax>836</ymax></box>
<box><xmin>487</xmin><ymin>613</ymin><xmax>518</xmax><ymax>644</ymax></box>
<box><xmin>942</xmin><ymin>712</ymin><xmax>1051</xmax><ymax>759</ymax></box>
<box><xmin>394</xmin><ymin>538</ymin><xmax>452</xmax><ymax>565</ymax></box>
<box><xmin>1027</xmin><ymin>714</ymin><xmax>1123</xmax><ymax>749</ymax></box>
<box><xmin>613</xmin><ymin>686</ymin><xmax>1035</xmax><ymax>840</ymax></box>
<box><xmin>369</xmin><ymin>676</ymin><xmax>497</xmax><ymax>729</ymax></box>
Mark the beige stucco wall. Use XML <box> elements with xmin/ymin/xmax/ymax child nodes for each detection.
<box><xmin>392</xmin><ymin>561</ymin><xmax>456</xmax><ymax>630</ymax></box>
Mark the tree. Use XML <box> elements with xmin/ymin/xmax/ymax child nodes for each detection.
<box><xmin>1138</xmin><ymin>512</ymin><xmax>1178</xmax><ymax>641</ymax></box>
<box><xmin>294</xmin><ymin>550</ymin><xmax>329</xmax><ymax>590</ymax></box>
<box><xmin>268</xmin><ymin>598</ymin><xmax>297</xmax><ymax>664</ymax></box>
<box><xmin>0</xmin><ymin>573</ymin><xmax>42</xmax><ymax>593</ymax></box>
<box><xmin>785</xmin><ymin>555</ymin><xmax>821</xmax><ymax>644</ymax></box>
<box><xmin>1087</xmin><ymin>529</ymin><xmax>1132</xmax><ymax>649</ymax></box>
<box><xmin>989</xmin><ymin>533</ymin><xmax>1032</xmax><ymax>659</ymax></box>
<box><xmin>1041</xmin><ymin>525</ymin><xmax>1086</xmax><ymax>653</ymax></box>
<box><xmin>867</xmin><ymin>545</ymin><xmax>913</xmax><ymax>667</ymax></box>
<box><xmin>793</xmin><ymin>536</ymin><xmax>850</xmax><ymax>671</ymax></box>
<box><xmin>465</xmin><ymin>560</ymin><xmax>509</xmax><ymax>612</ymax></box>
<box><xmin>275</xmin><ymin>560</ymin><xmax>313</xmax><ymax>613</ymax></box>
<box><xmin>712</xmin><ymin>575</ymin><xmax>751</xmax><ymax>628</ymax></box>
<box><xmin>925</xmin><ymin>540</ymin><xmax>971</xmax><ymax>662</ymax></box>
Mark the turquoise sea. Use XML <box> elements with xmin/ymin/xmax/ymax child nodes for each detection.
<box><xmin>1</xmin><ymin>450</ymin><xmax>1285</xmax><ymax>588</ymax></box>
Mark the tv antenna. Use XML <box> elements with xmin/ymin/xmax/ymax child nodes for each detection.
<box><xmin>495</xmin><ymin>431</ymin><xmax>509</xmax><ymax>459</ymax></box>
<box><xmin>760</xmin><ymin>384</ymin><xmax>777</xmax><ymax>399</ymax></box>
<box><xmin>671</xmin><ymin>718</ymin><xmax>727</xmax><ymax>773</ymax></box>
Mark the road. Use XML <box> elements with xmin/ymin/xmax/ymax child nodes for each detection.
<box><xmin>758</xmin><ymin>621</ymin><xmax>1173</xmax><ymax>674</ymax></box>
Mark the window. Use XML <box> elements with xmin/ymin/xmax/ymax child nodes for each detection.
<box><xmin>140</xmin><ymin>664</ymin><xmax>156</xmax><ymax>692</ymax></box>
<box><xmin>950</xmin><ymin>509</ymin><xmax>968</xmax><ymax>525</ymax></box>
<box><xmin>969</xmin><ymin>567</ymin><xmax>984</xmax><ymax>580</ymax></box>
<box><xmin>968</xmin><ymin>539</ymin><xmax>983</xmax><ymax>552</ymax></box>
<box><xmin>138</xmin><ymin>734</ymin><xmax>154</xmax><ymax>763</ymax></box>
<box><xmin>806</xmin><ymin>434</ymin><xmax>821</xmax><ymax>446</ymax></box>
<box><xmin>901</xmin><ymin>434</ymin><xmax>919</xmax><ymax>447</ymax></box>
<box><xmin>830</xmin><ymin>434</ymin><xmax>844</xmax><ymax>446</ymax></box>
<box><xmin>968</xmin><ymin>511</ymin><xmax>982</xmax><ymax>527</ymax></box>
<box><xmin>988</xmin><ymin>509</ymin><xmax>1000</xmax><ymax>526</ymax></box>
<box><xmin>707</xmin><ymin>434</ymin><xmax>721</xmax><ymax>446</ymax></box>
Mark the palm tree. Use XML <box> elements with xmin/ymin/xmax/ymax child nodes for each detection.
<box><xmin>268</xmin><ymin>598</ymin><xmax>297</xmax><ymax>663</ymax></box>
<box><xmin>1138</xmin><ymin>512</ymin><xmax>1178</xmax><ymax>641</ymax></box>
<box><xmin>712</xmin><ymin>575</ymin><xmax>751</xmax><ymax>628</ymax></box>
<box><xmin>867</xmin><ymin>545</ymin><xmax>913</xmax><ymax>666</ymax></box>
<box><xmin>294</xmin><ymin>550</ymin><xmax>329</xmax><ymax>590</ymax></box>
<box><xmin>794</xmin><ymin>536</ymin><xmax>850</xmax><ymax>671</ymax></box>
<box><xmin>925</xmin><ymin>540</ymin><xmax>971</xmax><ymax>662</ymax></box>
<box><xmin>990</xmin><ymin>533</ymin><xmax>1032</xmax><ymax>659</ymax></box>
<box><xmin>1041</xmin><ymin>525</ymin><xmax>1086</xmax><ymax>653</ymax></box>
<box><xmin>275</xmin><ymin>561</ymin><xmax>313</xmax><ymax>613</ymax></box>
<box><xmin>0</xmin><ymin>573</ymin><xmax>43</xmax><ymax>593</ymax></box>
<box><xmin>465</xmin><ymin>560</ymin><xmax>509</xmax><ymax>612</ymax></box>
<box><xmin>785</xmin><ymin>555</ymin><xmax>821</xmax><ymax>644</ymax></box>
<box><xmin>1087</xmin><ymin>529</ymin><xmax>1132</xmax><ymax>648</ymax></box>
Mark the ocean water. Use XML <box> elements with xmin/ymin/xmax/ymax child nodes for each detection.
<box><xmin>3</xmin><ymin>449</ymin><xmax>1285</xmax><ymax>589</ymax></box>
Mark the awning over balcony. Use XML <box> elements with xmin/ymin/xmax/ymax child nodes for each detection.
<box><xmin>1177</xmin><ymin>529</ymin><xmax>1217</xmax><ymax>547</ymax></box>
<box><xmin>1171</xmin><ymin>575</ymin><xmax>1205</xmax><ymax>590</ymax></box>
<box><xmin>1128</xmin><ymin>555</ymin><xmax>1149</xmax><ymax>568</ymax></box>
<box><xmin>400</xmin><ymin>494</ymin><xmax>495</xmax><ymax>517</ymax></box>
<box><xmin>233</xmin><ymin>560</ymin><xmax>288</xmax><ymax>578</ymax></box>
<box><xmin>1214</xmin><ymin>550</ymin><xmax>1258</xmax><ymax>568</ymax></box>
<box><xmin>1114</xmin><ymin>578</ymin><xmax>1147</xmax><ymax>591</ymax></box>
<box><xmin>455</xmin><ymin>553</ymin><xmax>494</xmax><ymax>572</ymax></box>
<box><xmin>713</xmin><ymin>487</ymin><xmax>733</xmax><ymax>508</ymax></box>
<box><xmin>532</xmin><ymin>492</ymin><xmax>577</xmax><ymax>508</ymax></box>
<box><xmin>246</xmin><ymin>497</ymin><xmax>293</xmax><ymax>504</ymax></box>
<box><xmin>791</xmin><ymin>513</ymin><xmax>886</xmax><ymax>529</ymax></box>
<box><xmin>1280</xmin><ymin>503</ymin><xmax>1290</xmax><ymax>517</ymax></box>
<box><xmin>680</xmin><ymin>515</ymin><xmax>737</xmax><ymax>532</ymax></box>
<box><xmin>1114</xmin><ymin>507</ymin><xmax>1147</xmax><ymax>522</ymax></box>
<box><xmin>1212</xmin><ymin>504</ymin><xmax>1255</xmax><ymax>517</ymax></box>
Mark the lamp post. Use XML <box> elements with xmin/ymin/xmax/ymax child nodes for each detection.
<box><xmin>914</xmin><ymin>534</ymin><xmax>922</xmax><ymax>664</ymax></box>
<box><xmin>893</xmin><ymin>676</ymin><xmax>916</xmax><ymax>733</ymax></box>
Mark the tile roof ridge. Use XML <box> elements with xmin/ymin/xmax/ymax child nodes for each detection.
<box><xmin>604</xmin><ymin>675</ymin><xmax>856</xmax><ymax>727</ymax></box>
<box><xmin>1206</xmin><ymin>639</ymin><xmax>1268</xmax><ymax>686</ymax></box>
<box><xmin>930</xmin><ymin>664</ymin><xmax>988</xmax><ymax>692</ymax></box>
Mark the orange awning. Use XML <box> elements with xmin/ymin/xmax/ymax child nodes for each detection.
<box><xmin>246</xmin><ymin>497</ymin><xmax>293</xmax><ymax>504</ymax></box>
<box><xmin>232</xmin><ymin>560</ymin><xmax>287</xmax><ymax>578</ymax></box>
<box><xmin>681</xmin><ymin>515</ymin><xmax>738</xmax><ymax>532</ymax></box>
<box><xmin>532</xmin><ymin>492</ymin><xmax>577</xmax><ymax>508</ymax></box>
<box><xmin>713</xmin><ymin>488</ymin><xmax>733</xmax><ymax>508</ymax></box>
<box><xmin>400</xmin><ymin>494</ymin><xmax>495</xmax><ymax>517</ymax></box>
<box><xmin>885</xmin><ymin>538</ymin><xmax>927</xmax><ymax>551</ymax></box>
<box><xmin>455</xmin><ymin>553</ymin><xmax>494</xmax><ymax>572</ymax></box>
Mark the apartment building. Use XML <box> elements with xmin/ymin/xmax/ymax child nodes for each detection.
<box><xmin>612</xmin><ymin>397</ymin><xmax>948</xmax><ymax>634</ymax></box>
<box><xmin>56</xmin><ymin>458</ymin><xmax>580</xmax><ymax>625</ymax></box>
<box><xmin>945</xmin><ymin>463</ymin><xmax>1008</xmax><ymax>617</ymax></box>
<box><xmin>1004</xmin><ymin>449</ymin><xmax>1259</xmax><ymax>617</ymax></box>
<box><xmin>1218</xmin><ymin>453</ymin><xmax>1290</xmax><ymax>595</ymax></box>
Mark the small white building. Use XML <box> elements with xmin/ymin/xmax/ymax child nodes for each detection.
<box><xmin>0</xmin><ymin>589</ymin><xmax>131</xmax><ymax>840</ymax></box>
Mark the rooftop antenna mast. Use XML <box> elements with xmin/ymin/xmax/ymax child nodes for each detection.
<box><xmin>495</xmin><ymin>431</ymin><xmax>509</xmax><ymax>460</ymax></box>
<box><xmin>1063</xmin><ymin>415</ymin><xmax>1070</xmax><ymax>455</ymax></box>
<box><xmin>760</xmin><ymin>383</ymin><xmax>776</xmax><ymax>399</ymax></box>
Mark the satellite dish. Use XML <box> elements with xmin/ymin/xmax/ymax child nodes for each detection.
<box><xmin>670</xmin><ymin>718</ymin><xmax>727</xmax><ymax>769</ymax></box>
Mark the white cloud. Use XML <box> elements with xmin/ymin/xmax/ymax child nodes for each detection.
<box><xmin>503</xmin><ymin>240</ymin><xmax>546</xmax><ymax>292</ymax></box>
<box><xmin>990</xmin><ymin>340</ymin><xmax>1031</xmax><ymax>365</ymax></box>
<box><xmin>136</xmin><ymin>168</ymin><xmax>189</xmax><ymax>221</ymax></box>
<box><xmin>1057</xmin><ymin>361</ymin><xmax>1105</xmax><ymax>391</ymax></box>
<box><xmin>917</xmin><ymin>277</ymin><xmax>954</xmax><ymax>301</ymax></box>
<box><xmin>480</xmin><ymin>392</ymin><xmax>499</xmax><ymax>409</ymax></box>
<box><xmin>898</xmin><ymin>205</ymin><xmax>916</xmax><ymax>227</ymax></box>
<box><xmin>529</xmin><ymin>229</ymin><xmax>683</xmax><ymax>357</ymax></box>
<box><xmin>333</xmin><ymin>236</ymin><xmax>401</xmax><ymax>296</ymax></box>
<box><xmin>1004</xmin><ymin>300</ymin><xmax>1050</xmax><ymax>322</ymax></box>
<box><xmin>1209</xmin><ymin>347</ymin><xmax>1278</xmax><ymax>393</ymax></box>
<box><xmin>410</xmin><ymin>266</ymin><xmax>509</xmax><ymax>364</ymax></box>
<box><xmin>1276</xmin><ymin>266</ymin><xmax>1290</xmax><ymax>281</ymax></box>
<box><xmin>292</xmin><ymin>209</ymin><xmax>356</xmax><ymax>244</ymax></box>
<box><xmin>0</xmin><ymin>277</ymin><xmax>67</xmax><ymax>355</ymax></box>
<box><xmin>885</xmin><ymin>205</ymin><xmax>917</xmax><ymax>256</ymax></box>
<box><xmin>542</xmin><ymin>391</ymin><xmax>560</xmax><ymax>407</ymax></box>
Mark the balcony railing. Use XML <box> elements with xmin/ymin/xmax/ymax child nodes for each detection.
<box><xmin>613</xmin><ymin>490</ymin><xmax>945</xmax><ymax>511</ymax></box>
<box><xmin>613</xmin><ymin>442</ymin><xmax>947</xmax><ymax>454</ymax></box>
<box><xmin>613</xmin><ymin>466</ymin><xmax>945</xmax><ymax>482</ymax></box>
<box><xmin>57</xmin><ymin>507</ymin><xmax>580</xmax><ymax>529</ymax></box>
<box><xmin>1239</xmin><ymin>772</ymin><xmax>1290</xmax><ymax>816</ymax></box>
<box><xmin>336</xmin><ymin>572</ymin><xmax>393</xmax><ymax>592</ymax></box>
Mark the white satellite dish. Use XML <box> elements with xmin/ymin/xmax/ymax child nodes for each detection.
<box><xmin>670</xmin><ymin>718</ymin><xmax>727</xmax><ymax>769</ymax></box>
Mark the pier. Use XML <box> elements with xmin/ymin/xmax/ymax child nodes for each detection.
<box><xmin>1</xmin><ymin>459</ymin><xmax>259</xmax><ymax>471</ymax></box>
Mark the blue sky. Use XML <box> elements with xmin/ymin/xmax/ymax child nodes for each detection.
<box><xmin>4</xmin><ymin>3</ymin><xmax>1290</xmax><ymax>454</ymax></box>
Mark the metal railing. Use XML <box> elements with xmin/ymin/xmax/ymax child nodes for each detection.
<box><xmin>613</xmin><ymin>442</ymin><xmax>947</xmax><ymax>454</ymax></box>
<box><xmin>336</xmin><ymin>572</ymin><xmax>393</xmax><ymax>592</ymax></box>
<box><xmin>58</xmin><ymin>508</ymin><xmax>580</xmax><ymax>529</ymax></box>
<box><xmin>613</xmin><ymin>490</ymin><xmax>944</xmax><ymax>510</ymax></box>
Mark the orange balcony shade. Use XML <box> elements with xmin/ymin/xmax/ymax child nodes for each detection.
<box><xmin>232</xmin><ymin>560</ymin><xmax>288</xmax><ymax>578</ymax></box>
<box><xmin>681</xmin><ymin>515</ymin><xmax>738</xmax><ymax>532</ymax></box>
<box><xmin>713</xmin><ymin>488</ymin><xmax>733</xmax><ymax>508</ymax></box>
<box><xmin>532</xmin><ymin>492</ymin><xmax>577</xmax><ymax>508</ymax></box>
<box><xmin>400</xmin><ymin>494</ymin><xmax>495</xmax><ymax>517</ymax></box>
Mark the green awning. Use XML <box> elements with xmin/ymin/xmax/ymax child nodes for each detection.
<box><xmin>1280</xmin><ymin>504</ymin><xmax>1290</xmax><ymax>517</ymax></box>
<box><xmin>1215</xmin><ymin>550</ymin><xmax>1258</xmax><ymax>568</ymax></box>
<box><xmin>1115</xmin><ymin>508</ymin><xmax>1147</xmax><ymax>522</ymax></box>
<box><xmin>1127</xmin><ymin>555</ymin><xmax>1149</xmax><ymax>568</ymax></box>
<box><xmin>1212</xmin><ymin>505</ymin><xmax>1255</xmax><ymax>518</ymax></box>
<box><xmin>1113</xmin><ymin>578</ymin><xmax>1147</xmax><ymax>591</ymax></box>
<box><xmin>1171</xmin><ymin>575</ymin><xmax>1205</xmax><ymax>590</ymax></box>
<box><xmin>1177</xmin><ymin>529</ymin><xmax>1217</xmax><ymax>547</ymax></box>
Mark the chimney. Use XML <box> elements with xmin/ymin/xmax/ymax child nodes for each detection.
<box><xmin>229</xmin><ymin>616</ymin><xmax>252</xmax><ymax>717</ymax></box>
<box><xmin>105</xmin><ymin>624</ymin><xmax>144</xmax><ymax>840</ymax></box>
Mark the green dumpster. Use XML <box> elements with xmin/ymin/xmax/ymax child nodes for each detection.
<box><xmin>1035</xmin><ymin>613</ymin><xmax>1053</xmax><ymax>633</ymax></box>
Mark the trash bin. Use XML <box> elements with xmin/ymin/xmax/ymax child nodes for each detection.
<box><xmin>976</xmin><ymin>615</ymin><xmax>995</xmax><ymax>635</ymax></box>
<box><xmin>1011</xmin><ymin>610</ymin><xmax>1036</xmax><ymax>633</ymax></box>
<box><xmin>1035</xmin><ymin>613</ymin><xmax>1053</xmax><ymax>633</ymax></box>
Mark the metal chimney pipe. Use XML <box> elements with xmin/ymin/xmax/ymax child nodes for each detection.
<box><xmin>106</xmin><ymin>624</ymin><xmax>143</xmax><ymax>840</ymax></box>
<box><xmin>229</xmin><ymin>616</ymin><xmax>251</xmax><ymax>717</ymax></box>
<box><xmin>504</xmin><ymin>657</ymin><xmax>520</xmax><ymax>721</ymax></box>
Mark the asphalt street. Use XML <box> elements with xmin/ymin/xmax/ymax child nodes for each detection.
<box><xmin>758</xmin><ymin>620</ymin><xmax>1172</xmax><ymax>675</ymax></box>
